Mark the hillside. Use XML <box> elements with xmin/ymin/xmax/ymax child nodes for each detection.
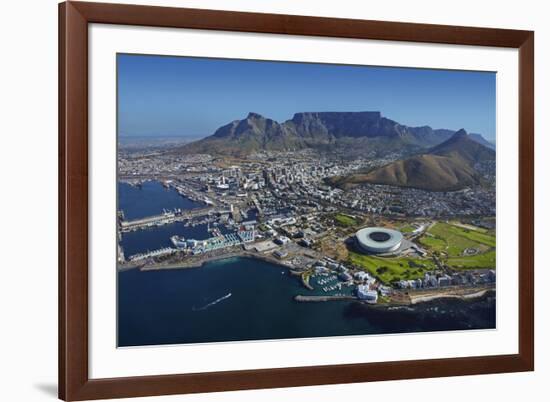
<box><xmin>428</xmin><ymin>129</ymin><xmax>496</xmax><ymax>163</ymax></box>
<box><xmin>469</xmin><ymin>133</ymin><xmax>495</xmax><ymax>150</ymax></box>
<box><xmin>331</xmin><ymin>129</ymin><xmax>495</xmax><ymax>192</ymax></box>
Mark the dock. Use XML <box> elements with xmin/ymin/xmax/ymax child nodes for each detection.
<box><xmin>294</xmin><ymin>295</ymin><xmax>357</xmax><ymax>302</ymax></box>
<box><xmin>119</xmin><ymin>207</ymin><xmax>213</xmax><ymax>232</ymax></box>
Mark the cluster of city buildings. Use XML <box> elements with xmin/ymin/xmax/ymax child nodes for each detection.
<box><xmin>120</xmin><ymin>148</ymin><xmax>495</xmax><ymax>225</ymax></box>
<box><xmin>395</xmin><ymin>270</ymin><xmax>496</xmax><ymax>290</ymax></box>
<box><xmin>170</xmin><ymin>229</ymin><xmax>257</xmax><ymax>255</ymax></box>
<box><xmin>311</xmin><ymin>259</ymin><xmax>379</xmax><ymax>302</ymax></box>
<box><xmin>118</xmin><ymin>147</ymin><xmax>496</xmax><ymax>304</ymax></box>
<box><xmin>118</xmin><ymin>152</ymin><xmax>213</xmax><ymax>177</ymax></box>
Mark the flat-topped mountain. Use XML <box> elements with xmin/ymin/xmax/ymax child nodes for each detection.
<box><xmin>176</xmin><ymin>111</ymin><xmax>468</xmax><ymax>157</ymax></box>
<box><xmin>330</xmin><ymin>129</ymin><xmax>496</xmax><ymax>192</ymax></box>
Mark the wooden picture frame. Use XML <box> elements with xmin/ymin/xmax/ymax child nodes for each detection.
<box><xmin>59</xmin><ymin>1</ymin><xmax>534</xmax><ymax>400</ymax></box>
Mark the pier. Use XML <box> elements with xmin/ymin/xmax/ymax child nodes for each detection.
<box><xmin>294</xmin><ymin>295</ymin><xmax>358</xmax><ymax>302</ymax></box>
<box><xmin>128</xmin><ymin>247</ymin><xmax>177</xmax><ymax>262</ymax></box>
<box><xmin>119</xmin><ymin>207</ymin><xmax>214</xmax><ymax>232</ymax></box>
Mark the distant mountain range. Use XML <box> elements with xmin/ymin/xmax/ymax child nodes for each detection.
<box><xmin>329</xmin><ymin>129</ymin><xmax>496</xmax><ymax>191</ymax></box>
<box><xmin>176</xmin><ymin>111</ymin><xmax>493</xmax><ymax>157</ymax></box>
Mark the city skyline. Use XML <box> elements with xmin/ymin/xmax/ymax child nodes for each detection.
<box><xmin>117</xmin><ymin>54</ymin><xmax>497</xmax><ymax>141</ymax></box>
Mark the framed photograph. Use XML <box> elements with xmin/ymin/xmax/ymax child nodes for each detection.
<box><xmin>59</xmin><ymin>1</ymin><xmax>534</xmax><ymax>400</ymax></box>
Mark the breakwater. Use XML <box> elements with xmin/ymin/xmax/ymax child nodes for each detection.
<box><xmin>295</xmin><ymin>295</ymin><xmax>358</xmax><ymax>302</ymax></box>
<box><xmin>140</xmin><ymin>250</ymin><xmax>291</xmax><ymax>271</ymax></box>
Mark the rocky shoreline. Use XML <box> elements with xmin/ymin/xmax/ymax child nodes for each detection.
<box><xmin>408</xmin><ymin>288</ymin><xmax>493</xmax><ymax>305</ymax></box>
<box><xmin>294</xmin><ymin>286</ymin><xmax>495</xmax><ymax>307</ymax></box>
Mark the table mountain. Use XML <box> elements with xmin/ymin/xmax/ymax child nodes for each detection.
<box><xmin>176</xmin><ymin>111</ymin><xmax>462</xmax><ymax>157</ymax></box>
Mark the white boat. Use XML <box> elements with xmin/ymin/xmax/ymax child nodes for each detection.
<box><xmin>193</xmin><ymin>293</ymin><xmax>232</xmax><ymax>311</ymax></box>
<box><xmin>170</xmin><ymin>235</ymin><xmax>186</xmax><ymax>248</ymax></box>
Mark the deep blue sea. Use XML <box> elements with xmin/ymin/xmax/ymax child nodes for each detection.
<box><xmin>118</xmin><ymin>181</ymin><xmax>207</xmax><ymax>256</ymax></box>
<box><xmin>118</xmin><ymin>181</ymin><xmax>202</xmax><ymax>220</ymax></box>
<box><xmin>117</xmin><ymin>181</ymin><xmax>496</xmax><ymax>347</ymax></box>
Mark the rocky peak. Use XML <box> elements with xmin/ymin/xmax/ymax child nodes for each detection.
<box><xmin>452</xmin><ymin>128</ymin><xmax>468</xmax><ymax>139</ymax></box>
<box><xmin>246</xmin><ymin>112</ymin><xmax>267</xmax><ymax>121</ymax></box>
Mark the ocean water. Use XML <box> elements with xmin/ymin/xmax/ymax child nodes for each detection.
<box><xmin>117</xmin><ymin>181</ymin><xmax>496</xmax><ymax>347</ymax></box>
<box><xmin>118</xmin><ymin>181</ymin><xmax>202</xmax><ymax>220</ymax></box>
<box><xmin>120</xmin><ymin>222</ymin><xmax>211</xmax><ymax>257</ymax></box>
<box><xmin>118</xmin><ymin>181</ymin><xmax>208</xmax><ymax>256</ymax></box>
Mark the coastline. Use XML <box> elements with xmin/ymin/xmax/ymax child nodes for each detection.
<box><xmin>294</xmin><ymin>286</ymin><xmax>495</xmax><ymax>307</ymax></box>
<box><xmin>408</xmin><ymin>288</ymin><xmax>493</xmax><ymax>305</ymax></box>
<box><xmin>137</xmin><ymin>250</ymin><xmax>292</xmax><ymax>271</ymax></box>
<box><xmin>121</xmin><ymin>253</ymin><xmax>495</xmax><ymax>309</ymax></box>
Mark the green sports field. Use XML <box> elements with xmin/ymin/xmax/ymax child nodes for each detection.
<box><xmin>334</xmin><ymin>213</ymin><xmax>358</xmax><ymax>227</ymax></box>
<box><xmin>418</xmin><ymin>222</ymin><xmax>496</xmax><ymax>270</ymax></box>
<box><xmin>446</xmin><ymin>250</ymin><xmax>496</xmax><ymax>270</ymax></box>
<box><xmin>348</xmin><ymin>251</ymin><xmax>436</xmax><ymax>284</ymax></box>
<box><xmin>398</xmin><ymin>224</ymin><xmax>416</xmax><ymax>233</ymax></box>
<box><xmin>419</xmin><ymin>222</ymin><xmax>495</xmax><ymax>256</ymax></box>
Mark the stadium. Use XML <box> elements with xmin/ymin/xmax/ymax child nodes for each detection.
<box><xmin>355</xmin><ymin>227</ymin><xmax>403</xmax><ymax>254</ymax></box>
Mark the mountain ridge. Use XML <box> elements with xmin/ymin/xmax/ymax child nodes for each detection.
<box><xmin>329</xmin><ymin>129</ymin><xmax>495</xmax><ymax>192</ymax></box>
<box><xmin>176</xmin><ymin>111</ymin><xmax>490</xmax><ymax>157</ymax></box>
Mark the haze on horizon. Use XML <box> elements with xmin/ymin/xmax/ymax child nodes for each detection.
<box><xmin>117</xmin><ymin>54</ymin><xmax>496</xmax><ymax>141</ymax></box>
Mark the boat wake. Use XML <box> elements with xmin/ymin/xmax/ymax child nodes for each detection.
<box><xmin>192</xmin><ymin>293</ymin><xmax>232</xmax><ymax>311</ymax></box>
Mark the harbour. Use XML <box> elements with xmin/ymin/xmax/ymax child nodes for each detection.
<box><xmin>117</xmin><ymin>180</ymin><xmax>496</xmax><ymax>347</ymax></box>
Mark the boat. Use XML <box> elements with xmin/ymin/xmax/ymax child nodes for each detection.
<box><xmin>170</xmin><ymin>235</ymin><xmax>186</xmax><ymax>248</ymax></box>
<box><xmin>193</xmin><ymin>293</ymin><xmax>232</xmax><ymax>311</ymax></box>
<box><xmin>216</xmin><ymin>292</ymin><xmax>232</xmax><ymax>302</ymax></box>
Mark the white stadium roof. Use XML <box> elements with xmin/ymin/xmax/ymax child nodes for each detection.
<box><xmin>356</xmin><ymin>227</ymin><xmax>403</xmax><ymax>254</ymax></box>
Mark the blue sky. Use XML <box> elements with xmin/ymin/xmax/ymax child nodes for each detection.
<box><xmin>118</xmin><ymin>54</ymin><xmax>496</xmax><ymax>141</ymax></box>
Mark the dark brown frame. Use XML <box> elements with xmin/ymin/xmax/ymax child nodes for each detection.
<box><xmin>59</xmin><ymin>1</ymin><xmax>534</xmax><ymax>400</ymax></box>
